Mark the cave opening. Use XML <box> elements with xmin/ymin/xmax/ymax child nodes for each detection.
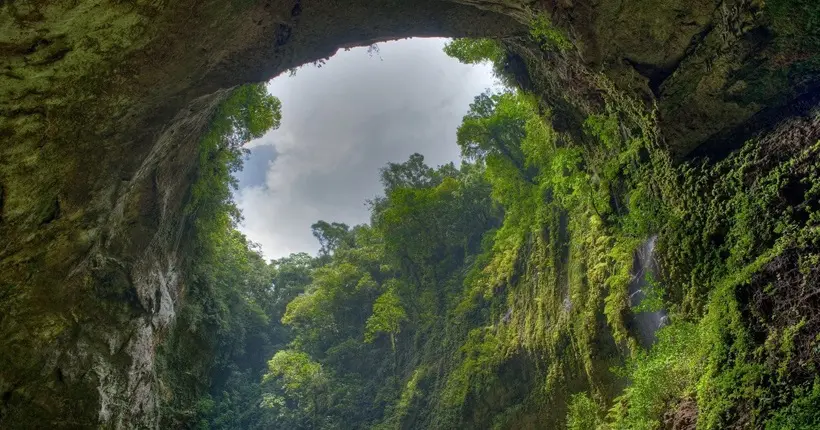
<box><xmin>234</xmin><ymin>37</ymin><xmax>501</xmax><ymax>258</ymax></box>
<box><xmin>2</xmin><ymin>0</ymin><xmax>820</xmax><ymax>428</ymax></box>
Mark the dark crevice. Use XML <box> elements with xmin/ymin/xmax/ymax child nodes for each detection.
<box><xmin>148</xmin><ymin>171</ymin><xmax>161</xmax><ymax>227</ymax></box>
<box><xmin>783</xmin><ymin>177</ymin><xmax>813</xmax><ymax>224</ymax></box>
<box><xmin>2</xmin><ymin>106</ymin><xmax>46</xmax><ymax>118</ymax></box>
<box><xmin>30</xmin><ymin>47</ymin><xmax>70</xmax><ymax>66</ymax></box>
<box><xmin>625</xmin><ymin>22</ymin><xmax>715</xmax><ymax>97</ymax></box>
<box><xmin>154</xmin><ymin>287</ymin><xmax>162</xmax><ymax>314</ymax></box>
<box><xmin>24</xmin><ymin>38</ymin><xmax>52</xmax><ymax>55</ymax></box>
<box><xmin>676</xmin><ymin>21</ymin><xmax>715</xmax><ymax>70</ymax></box>
<box><xmin>0</xmin><ymin>183</ymin><xmax>4</xmax><ymax>223</ymax></box>
<box><xmin>40</xmin><ymin>197</ymin><xmax>60</xmax><ymax>225</ymax></box>
<box><xmin>623</xmin><ymin>58</ymin><xmax>676</xmax><ymax>97</ymax></box>
<box><xmin>503</xmin><ymin>51</ymin><xmax>533</xmax><ymax>92</ymax></box>
<box><xmin>275</xmin><ymin>24</ymin><xmax>292</xmax><ymax>46</ymax></box>
<box><xmin>2</xmin><ymin>70</ymin><xmax>24</xmax><ymax>80</ymax></box>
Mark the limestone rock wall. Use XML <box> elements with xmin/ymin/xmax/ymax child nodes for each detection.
<box><xmin>0</xmin><ymin>1</ymin><xmax>522</xmax><ymax>427</ymax></box>
<box><xmin>0</xmin><ymin>0</ymin><xmax>816</xmax><ymax>427</ymax></box>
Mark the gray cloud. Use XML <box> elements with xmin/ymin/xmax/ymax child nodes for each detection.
<box><xmin>236</xmin><ymin>145</ymin><xmax>278</xmax><ymax>189</ymax></box>
<box><xmin>236</xmin><ymin>38</ymin><xmax>498</xmax><ymax>259</ymax></box>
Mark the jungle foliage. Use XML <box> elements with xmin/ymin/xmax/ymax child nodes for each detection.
<box><xmin>165</xmin><ymin>31</ymin><xmax>820</xmax><ymax>429</ymax></box>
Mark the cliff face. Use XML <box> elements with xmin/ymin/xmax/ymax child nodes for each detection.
<box><xmin>0</xmin><ymin>1</ymin><xmax>522</xmax><ymax>426</ymax></box>
<box><xmin>0</xmin><ymin>0</ymin><xmax>816</xmax><ymax>427</ymax></box>
<box><xmin>505</xmin><ymin>0</ymin><xmax>819</xmax><ymax>156</ymax></box>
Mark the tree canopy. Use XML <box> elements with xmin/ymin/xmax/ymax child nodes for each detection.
<box><xmin>166</xmin><ymin>41</ymin><xmax>820</xmax><ymax>430</ymax></box>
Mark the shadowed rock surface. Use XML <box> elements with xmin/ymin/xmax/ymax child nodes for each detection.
<box><xmin>1</xmin><ymin>0</ymin><xmax>818</xmax><ymax>427</ymax></box>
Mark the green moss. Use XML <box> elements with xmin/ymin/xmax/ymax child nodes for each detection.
<box><xmin>765</xmin><ymin>380</ymin><xmax>820</xmax><ymax>429</ymax></box>
<box><xmin>728</xmin><ymin>0</ymin><xmax>820</xmax><ymax>107</ymax></box>
<box><xmin>566</xmin><ymin>392</ymin><xmax>603</xmax><ymax>430</ymax></box>
<box><xmin>607</xmin><ymin>322</ymin><xmax>702</xmax><ymax>430</ymax></box>
<box><xmin>529</xmin><ymin>15</ymin><xmax>573</xmax><ymax>52</ymax></box>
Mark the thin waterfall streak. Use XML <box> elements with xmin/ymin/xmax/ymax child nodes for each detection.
<box><xmin>627</xmin><ymin>235</ymin><xmax>668</xmax><ymax>348</ymax></box>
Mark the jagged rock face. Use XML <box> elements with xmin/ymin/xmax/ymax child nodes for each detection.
<box><xmin>508</xmin><ymin>0</ymin><xmax>819</xmax><ymax>156</ymax></box>
<box><xmin>0</xmin><ymin>0</ymin><xmax>816</xmax><ymax>427</ymax></box>
<box><xmin>0</xmin><ymin>1</ymin><xmax>523</xmax><ymax>427</ymax></box>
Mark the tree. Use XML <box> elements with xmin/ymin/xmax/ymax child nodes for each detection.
<box><xmin>380</xmin><ymin>153</ymin><xmax>436</xmax><ymax>192</ymax></box>
<box><xmin>443</xmin><ymin>38</ymin><xmax>504</xmax><ymax>65</ymax></box>
<box><xmin>265</xmin><ymin>350</ymin><xmax>326</xmax><ymax>393</ymax></box>
<box><xmin>263</xmin><ymin>350</ymin><xmax>328</xmax><ymax>428</ymax></box>
<box><xmin>379</xmin><ymin>153</ymin><xmax>458</xmax><ymax>193</ymax></box>
<box><xmin>188</xmin><ymin>83</ymin><xmax>282</xmax><ymax>230</ymax></box>
<box><xmin>311</xmin><ymin>221</ymin><xmax>352</xmax><ymax>257</ymax></box>
<box><xmin>456</xmin><ymin>90</ymin><xmax>534</xmax><ymax>182</ymax></box>
<box><xmin>270</xmin><ymin>253</ymin><xmax>315</xmax><ymax>313</ymax></box>
<box><xmin>443</xmin><ymin>38</ymin><xmax>520</xmax><ymax>88</ymax></box>
<box><xmin>376</xmin><ymin>159</ymin><xmax>497</xmax><ymax>272</ymax></box>
<box><xmin>365</xmin><ymin>284</ymin><xmax>407</xmax><ymax>351</ymax></box>
<box><xmin>220</xmin><ymin>84</ymin><xmax>283</xmax><ymax>148</ymax></box>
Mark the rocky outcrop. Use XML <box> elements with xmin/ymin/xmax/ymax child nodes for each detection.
<box><xmin>504</xmin><ymin>0</ymin><xmax>819</xmax><ymax>156</ymax></box>
<box><xmin>0</xmin><ymin>1</ymin><xmax>522</xmax><ymax>427</ymax></box>
<box><xmin>0</xmin><ymin>0</ymin><xmax>816</xmax><ymax>427</ymax></box>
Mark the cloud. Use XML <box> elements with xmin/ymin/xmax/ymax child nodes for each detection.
<box><xmin>236</xmin><ymin>144</ymin><xmax>278</xmax><ymax>189</ymax></box>
<box><xmin>236</xmin><ymin>38</ymin><xmax>498</xmax><ymax>259</ymax></box>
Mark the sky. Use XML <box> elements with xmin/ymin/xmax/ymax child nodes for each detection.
<box><xmin>234</xmin><ymin>38</ymin><xmax>498</xmax><ymax>260</ymax></box>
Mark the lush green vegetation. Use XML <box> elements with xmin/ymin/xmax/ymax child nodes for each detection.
<box><xmin>156</xmin><ymin>84</ymin><xmax>310</xmax><ymax>427</ymax></box>
<box><xmin>161</xmin><ymin>30</ymin><xmax>820</xmax><ymax>429</ymax></box>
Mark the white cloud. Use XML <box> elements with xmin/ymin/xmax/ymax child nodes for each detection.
<box><xmin>236</xmin><ymin>38</ymin><xmax>499</xmax><ymax>259</ymax></box>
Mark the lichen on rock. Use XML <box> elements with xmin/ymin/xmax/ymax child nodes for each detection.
<box><xmin>1</xmin><ymin>0</ymin><xmax>818</xmax><ymax>427</ymax></box>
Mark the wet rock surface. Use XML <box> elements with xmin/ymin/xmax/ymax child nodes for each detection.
<box><xmin>1</xmin><ymin>0</ymin><xmax>817</xmax><ymax>427</ymax></box>
<box><xmin>626</xmin><ymin>235</ymin><xmax>668</xmax><ymax>349</ymax></box>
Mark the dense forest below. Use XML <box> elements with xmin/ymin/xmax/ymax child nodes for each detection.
<box><xmin>156</xmin><ymin>38</ymin><xmax>820</xmax><ymax>430</ymax></box>
<box><xmin>3</xmin><ymin>0</ymin><xmax>820</xmax><ymax>427</ymax></box>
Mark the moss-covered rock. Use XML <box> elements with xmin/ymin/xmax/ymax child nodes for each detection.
<box><xmin>1</xmin><ymin>0</ymin><xmax>817</xmax><ymax>427</ymax></box>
